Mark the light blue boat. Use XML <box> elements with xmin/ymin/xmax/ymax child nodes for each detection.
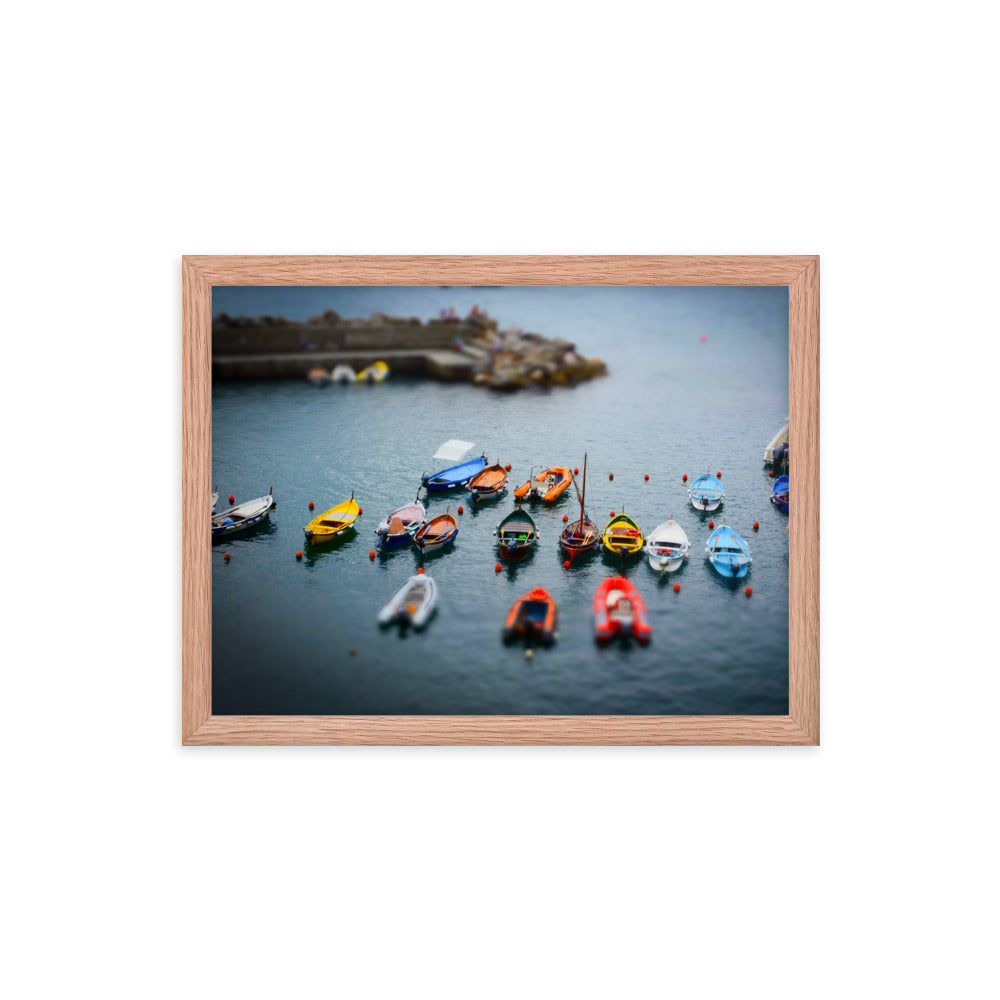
<box><xmin>689</xmin><ymin>471</ymin><xmax>724</xmax><ymax>511</ymax></box>
<box><xmin>706</xmin><ymin>525</ymin><xmax>751</xmax><ymax>579</ymax></box>
<box><xmin>421</xmin><ymin>454</ymin><xmax>487</xmax><ymax>493</ymax></box>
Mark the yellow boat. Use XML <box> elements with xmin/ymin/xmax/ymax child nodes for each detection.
<box><xmin>304</xmin><ymin>494</ymin><xmax>360</xmax><ymax>544</ymax></box>
<box><xmin>602</xmin><ymin>512</ymin><xmax>644</xmax><ymax>558</ymax></box>
<box><xmin>357</xmin><ymin>360</ymin><xmax>389</xmax><ymax>383</ymax></box>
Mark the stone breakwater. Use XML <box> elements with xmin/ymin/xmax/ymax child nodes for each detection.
<box><xmin>212</xmin><ymin>309</ymin><xmax>608</xmax><ymax>389</ymax></box>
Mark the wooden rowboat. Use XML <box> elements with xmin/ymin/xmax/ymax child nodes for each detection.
<box><xmin>602</xmin><ymin>512</ymin><xmax>644</xmax><ymax>558</ymax></box>
<box><xmin>494</xmin><ymin>508</ymin><xmax>538</xmax><ymax>560</ymax></box>
<box><xmin>468</xmin><ymin>463</ymin><xmax>508</xmax><ymax>502</ymax></box>
<box><xmin>304</xmin><ymin>494</ymin><xmax>360</xmax><ymax>544</ymax></box>
<box><xmin>375</xmin><ymin>502</ymin><xmax>425</xmax><ymax>550</ymax></box>
<box><xmin>413</xmin><ymin>510</ymin><xmax>458</xmax><ymax>553</ymax></box>
<box><xmin>211</xmin><ymin>490</ymin><xmax>275</xmax><ymax>538</ymax></box>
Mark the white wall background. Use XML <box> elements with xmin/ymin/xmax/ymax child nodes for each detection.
<box><xmin>4</xmin><ymin>3</ymin><xmax>995</xmax><ymax>998</ymax></box>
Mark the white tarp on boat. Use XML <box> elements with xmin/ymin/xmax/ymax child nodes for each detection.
<box><xmin>433</xmin><ymin>439</ymin><xmax>475</xmax><ymax>462</ymax></box>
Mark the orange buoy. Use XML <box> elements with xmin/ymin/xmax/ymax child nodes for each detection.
<box><xmin>753</xmin><ymin>522</ymin><xmax>759</xmax><ymax>531</ymax></box>
<box><xmin>295</xmin><ymin>550</ymin><xmax>303</xmax><ymax>560</ymax></box>
<box><xmin>308</xmin><ymin>501</ymin><xmax>314</xmax><ymax>510</ymax></box>
<box><xmin>574</xmin><ymin>468</ymin><xmax>579</xmax><ymax>475</ymax></box>
<box><xmin>708</xmin><ymin>520</ymin><xmax>714</xmax><ymax>529</ymax></box>
<box><xmin>495</xmin><ymin>563</ymin><xmax>502</xmax><ymax>573</ymax></box>
<box><xmin>609</xmin><ymin>473</ymin><xmax>614</xmax><ymax>480</ymax></box>
<box><xmin>563</xmin><ymin>560</ymin><xmax>570</xmax><ymax>569</ymax></box>
<box><xmin>700</xmin><ymin>333</ymin><xmax>707</xmax><ymax>341</ymax></box>
<box><xmin>644</xmin><ymin>474</ymin><xmax>649</xmax><ymax>480</ymax></box>
<box><xmin>562</xmin><ymin>514</ymin><xmax>568</xmax><ymax>522</ymax></box>
<box><xmin>673</xmin><ymin>582</ymin><xmax>681</xmax><ymax>593</ymax></box>
<box><xmin>716</xmin><ymin>471</ymin><xmax>721</xmax><ymax>478</ymax></box>
<box><xmin>610</xmin><ymin>510</ymin><xmax>616</xmax><ymax>517</ymax></box>
<box><xmin>228</xmin><ymin>495</ymin><xmax>235</xmax><ymax>504</ymax></box>
<box><xmin>368</xmin><ymin>550</ymin><xmax>375</xmax><ymax>559</ymax></box>
<box><xmin>745</xmin><ymin>586</ymin><xmax>753</xmax><ymax>597</ymax></box>
<box><xmin>682</xmin><ymin>473</ymin><xmax>687</xmax><ymax>482</ymax></box>
<box><xmin>223</xmin><ymin>551</ymin><xmax>230</xmax><ymax>562</ymax></box>
<box><xmin>458</xmin><ymin>505</ymin><xmax>464</xmax><ymax>515</ymax></box>
<box><xmin>506</xmin><ymin>463</ymin><xmax>512</xmax><ymax>470</ymax></box>
<box><xmin>358</xmin><ymin>507</ymin><xmax>362</xmax><ymax>515</ymax></box>
<box><xmin>417</xmin><ymin>566</ymin><xmax>425</xmax><ymax>575</ymax></box>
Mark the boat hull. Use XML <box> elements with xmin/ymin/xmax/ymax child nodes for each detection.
<box><xmin>706</xmin><ymin>526</ymin><xmax>752</xmax><ymax>579</ymax></box>
<box><xmin>211</xmin><ymin>495</ymin><xmax>275</xmax><ymax>537</ymax></box>
<box><xmin>422</xmin><ymin>455</ymin><xmax>488</xmax><ymax>493</ymax></box>
<box><xmin>644</xmin><ymin>519</ymin><xmax>690</xmax><ymax>573</ymax></box>
<box><xmin>413</xmin><ymin>515</ymin><xmax>458</xmax><ymax>553</ymax></box>
<box><xmin>601</xmin><ymin>514</ymin><xmax>644</xmax><ymax>558</ymax></box>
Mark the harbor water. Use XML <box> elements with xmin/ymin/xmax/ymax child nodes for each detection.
<box><xmin>211</xmin><ymin>285</ymin><xmax>789</xmax><ymax>715</ymax></box>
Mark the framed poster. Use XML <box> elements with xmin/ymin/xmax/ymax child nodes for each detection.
<box><xmin>183</xmin><ymin>255</ymin><xmax>818</xmax><ymax>745</ymax></box>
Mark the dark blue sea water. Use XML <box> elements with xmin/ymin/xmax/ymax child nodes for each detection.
<box><xmin>211</xmin><ymin>286</ymin><xmax>789</xmax><ymax>715</ymax></box>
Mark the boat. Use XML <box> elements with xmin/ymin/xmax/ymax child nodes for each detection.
<box><xmin>513</xmin><ymin>466</ymin><xmax>573</xmax><ymax>502</ymax></box>
<box><xmin>560</xmin><ymin>453</ymin><xmax>599</xmax><ymax>558</ymax></box>
<box><xmin>593</xmin><ymin>577</ymin><xmax>652</xmax><ymax>642</ymax></box>
<box><xmin>377</xmin><ymin>573</ymin><xmax>438</xmax><ymax>628</ymax></box>
<box><xmin>468</xmin><ymin>462</ymin><xmax>508</xmax><ymax>503</ymax></box>
<box><xmin>706</xmin><ymin>524</ymin><xmax>752</xmax><ymax>579</ymax></box>
<box><xmin>644</xmin><ymin>517</ymin><xmax>690</xmax><ymax>573</ymax></box>
<box><xmin>374</xmin><ymin>501</ymin><xmax>426</xmax><ymax>549</ymax></box>
<box><xmin>331</xmin><ymin>364</ymin><xmax>356</xmax><ymax>383</ymax></box>
<box><xmin>502</xmin><ymin>587</ymin><xmax>557</xmax><ymax>645</ymax></box>
<box><xmin>303</xmin><ymin>494</ymin><xmax>360</xmax><ymax>544</ymax></box>
<box><xmin>602</xmin><ymin>511</ymin><xmax>644</xmax><ymax>558</ymax></box>
<box><xmin>763</xmin><ymin>418</ymin><xmax>789</xmax><ymax>463</ymax></box>
<box><xmin>307</xmin><ymin>366</ymin><xmax>332</xmax><ymax>386</ymax></box>
<box><xmin>494</xmin><ymin>508</ymin><xmax>538</xmax><ymax>560</ymax></box>
<box><xmin>412</xmin><ymin>509</ymin><xmax>458</xmax><ymax>553</ymax></box>
<box><xmin>688</xmin><ymin>471</ymin><xmax>724</xmax><ymax>511</ymax></box>
<box><xmin>211</xmin><ymin>490</ymin><xmax>275</xmax><ymax>538</ymax></box>
<box><xmin>771</xmin><ymin>475</ymin><xmax>789</xmax><ymax>512</ymax></box>
<box><xmin>211</xmin><ymin>487</ymin><xmax>219</xmax><ymax>512</ymax></box>
<box><xmin>356</xmin><ymin>360</ymin><xmax>389</xmax><ymax>383</ymax></box>
<box><xmin>421</xmin><ymin>453</ymin><xmax>487</xmax><ymax>493</ymax></box>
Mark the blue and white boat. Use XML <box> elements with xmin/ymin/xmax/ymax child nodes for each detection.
<box><xmin>375</xmin><ymin>501</ymin><xmax>426</xmax><ymax>550</ymax></box>
<box><xmin>771</xmin><ymin>475</ymin><xmax>789</xmax><ymax>512</ymax></box>
<box><xmin>689</xmin><ymin>471</ymin><xmax>724</xmax><ymax>511</ymax></box>
<box><xmin>706</xmin><ymin>525</ymin><xmax>751</xmax><ymax>579</ymax></box>
<box><xmin>211</xmin><ymin>490</ymin><xmax>275</xmax><ymax>538</ymax></box>
<box><xmin>421</xmin><ymin>441</ymin><xmax>487</xmax><ymax>493</ymax></box>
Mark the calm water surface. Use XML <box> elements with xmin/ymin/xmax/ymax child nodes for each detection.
<box><xmin>211</xmin><ymin>286</ymin><xmax>789</xmax><ymax>714</ymax></box>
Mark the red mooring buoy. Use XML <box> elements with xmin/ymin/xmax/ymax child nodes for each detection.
<box><xmin>753</xmin><ymin>522</ymin><xmax>759</xmax><ymax>531</ymax></box>
<box><xmin>673</xmin><ymin>582</ymin><xmax>681</xmax><ymax>593</ymax></box>
<box><xmin>229</xmin><ymin>495</ymin><xmax>235</xmax><ymax>504</ymax></box>
<box><xmin>506</xmin><ymin>464</ymin><xmax>511</xmax><ymax>471</ymax></box>
<box><xmin>574</xmin><ymin>468</ymin><xmax>579</xmax><ymax>475</ymax></box>
<box><xmin>369</xmin><ymin>550</ymin><xmax>375</xmax><ymax>559</ymax></box>
<box><xmin>308</xmin><ymin>501</ymin><xmax>314</xmax><ymax>510</ymax></box>
<box><xmin>223</xmin><ymin>552</ymin><xmax>230</xmax><ymax>562</ymax></box>
<box><xmin>417</xmin><ymin>566</ymin><xmax>425</xmax><ymax>575</ymax></box>
<box><xmin>296</xmin><ymin>550</ymin><xmax>303</xmax><ymax>560</ymax></box>
<box><xmin>682</xmin><ymin>473</ymin><xmax>688</xmax><ymax>482</ymax></box>
<box><xmin>700</xmin><ymin>333</ymin><xmax>707</xmax><ymax>341</ymax></box>
<box><xmin>563</xmin><ymin>560</ymin><xmax>570</xmax><ymax>569</ymax></box>
<box><xmin>769</xmin><ymin>470</ymin><xmax>775</xmax><ymax>477</ymax></box>
<box><xmin>708</xmin><ymin>520</ymin><xmax>715</xmax><ymax>528</ymax></box>
<box><xmin>644</xmin><ymin>474</ymin><xmax>649</xmax><ymax>480</ymax></box>
<box><xmin>609</xmin><ymin>473</ymin><xmax>614</xmax><ymax>480</ymax></box>
<box><xmin>716</xmin><ymin>471</ymin><xmax>722</xmax><ymax>478</ymax></box>
<box><xmin>458</xmin><ymin>505</ymin><xmax>464</xmax><ymax>515</ymax></box>
<box><xmin>358</xmin><ymin>507</ymin><xmax>362</xmax><ymax>515</ymax></box>
<box><xmin>745</xmin><ymin>586</ymin><xmax>753</xmax><ymax>597</ymax></box>
<box><xmin>495</xmin><ymin>563</ymin><xmax>502</xmax><ymax>573</ymax></box>
<box><xmin>563</xmin><ymin>514</ymin><xmax>568</xmax><ymax>522</ymax></box>
<box><xmin>610</xmin><ymin>510</ymin><xmax>616</xmax><ymax>517</ymax></box>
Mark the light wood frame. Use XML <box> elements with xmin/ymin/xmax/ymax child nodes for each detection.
<box><xmin>183</xmin><ymin>255</ymin><xmax>819</xmax><ymax>745</ymax></box>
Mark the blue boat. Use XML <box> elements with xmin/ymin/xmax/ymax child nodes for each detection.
<box><xmin>421</xmin><ymin>454</ymin><xmax>487</xmax><ymax>492</ymax></box>
<box><xmin>706</xmin><ymin>525</ymin><xmax>751</xmax><ymax>579</ymax></box>
<box><xmin>771</xmin><ymin>475</ymin><xmax>789</xmax><ymax>512</ymax></box>
<box><xmin>688</xmin><ymin>471</ymin><xmax>724</xmax><ymax>511</ymax></box>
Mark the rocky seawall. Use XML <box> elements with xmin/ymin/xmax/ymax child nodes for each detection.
<box><xmin>212</xmin><ymin>308</ymin><xmax>608</xmax><ymax>389</ymax></box>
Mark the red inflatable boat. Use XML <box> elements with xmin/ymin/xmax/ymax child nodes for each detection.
<box><xmin>593</xmin><ymin>577</ymin><xmax>652</xmax><ymax>642</ymax></box>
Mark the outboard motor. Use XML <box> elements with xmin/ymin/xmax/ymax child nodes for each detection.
<box><xmin>773</xmin><ymin>443</ymin><xmax>788</xmax><ymax>468</ymax></box>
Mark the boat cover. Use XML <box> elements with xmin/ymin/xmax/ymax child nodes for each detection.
<box><xmin>433</xmin><ymin>439</ymin><xmax>476</xmax><ymax>462</ymax></box>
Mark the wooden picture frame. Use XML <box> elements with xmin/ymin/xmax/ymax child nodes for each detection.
<box><xmin>183</xmin><ymin>255</ymin><xmax>819</xmax><ymax>745</ymax></box>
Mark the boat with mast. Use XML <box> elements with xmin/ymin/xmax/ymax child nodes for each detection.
<box><xmin>560</xmin><ymin>454</ymin><xmax>599</xmax><ymax>559</ymax></box>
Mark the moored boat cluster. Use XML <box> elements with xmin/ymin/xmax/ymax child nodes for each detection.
<box><xmin>213</xmin><ymin>432</ymin><xmax>789</xmax><ymax>646</ymax></box>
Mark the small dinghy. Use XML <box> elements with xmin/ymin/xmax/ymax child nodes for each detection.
<box><xmin>494</xmin><ymin>508</ymin><xmax>538</xmax><ymax>560</ymax></box>
<box><xmin>331</xmin><ymin>364</ymin><xmax>356</xmax><ymax>383</ymax></box>
<box><xmin>377</xmin><ymin>573</ymin><xmax>438</xmax><ymax>628</ymax></box>
<box><xmin>307</xmin><ymin>366</ymin><xmax>332</xmax><ymax>386</ymax></box>
<box><xmin>356</xmin><ymin>360</ymin><xmax>389</xmax><ymax>383</ymax></box>
<box><xmin>375</xmin><ymin>502</ymin><xmax>425</xmax><ymax>550</ymax></box>
<box><xmin>602</xmin><ymin>511</ymin><xmax>644</xmax><ymax>559</ymax></box>
<box><xmin>689</xmin><ymin>471</ymin><xmax>725</xmax><ymax>511</ymax></box>
<box><xmin>212</xmin><ymin>490</ymin><xmax>275</xmax><ymax>538</ymax></box>
<box><xmin>593</xmin><ymin>577</ymin><xmax>652</xmax><ymax>642</ymax></box>
<box><xmin>771</xmin><ymin>475</ymin><xmax>789</xmax><ymax>512</ymax></box>
<box><xmin>644</xmin><ymin>517</ymin><xmax>690</xmax><ymax>573</ymax></box>
<box><xmin>468</xmin><ymin>463</ymin><xmax>508</xmax><ymax>503</ymax></box>
<box><xmin>706</xmin><ymin>524</ymin><xmax>752</xmax><ymax>579</ymax></box>
<box><xmin>304</xmin><ymin>494</ymin><xmax>360</xmax><ymax>544</ymax></box>
<box><xmin>560</xmin><ymin>453</ymin><xmax>599</xmax><ymax>558</ymax></box>
<box><xmin>413</xmin><ymin>510</ymin><xmax>458</xmax><ymax>554</ymax></box>
<box><xmin>421</xmin><ymin>449</ymin><xmax>488</xmax><ymax>493</ymax></box>
<box><xmin>513</xmin><ymin>466</ymin><xmax>573</xmax><ymax>502</ymax></box>
<box><xmin>502</xmin><ymin>587</ymin><xmax>557</xmax><ymax>645</ymax></box>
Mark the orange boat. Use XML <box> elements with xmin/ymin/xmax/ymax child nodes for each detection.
<box><xmin>513</xmin><ymin>466</ymin><xmax>573</xmax><ymax>502</ymax></box>
<box><xmin>502</xmin><ymin>587</ymin><xmax>557</xmax><ymax>645</ymax></box>
<box><xmin>468</xmin><ymin>462</ymin><xmax>508</xmax><ymax>502</ymax></box>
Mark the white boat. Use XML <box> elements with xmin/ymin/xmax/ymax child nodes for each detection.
<box><xmin>644</xmin><ymin>518</ymin><xmax>690</xmax><ymax>573</ymax></box>
<box><xmin>211</xmin><ymin>491</ymin><xmax>275</xmax><ymax>537</ymax></box>
<box><xmin>331</xmin><ymin>364</ymin><xmax>356</xmax><ymax>383</ymax></box>
<box><xmin>377</xmin><ymin>574</ymin><xmax>438</xmax><ymax>628</ymax></box>
<box><xmin>211</xmin><ymin>487</ymin><xmax>219</xmax><ymax>512</ymax></box>
<box><xmin>688</xmin><ymin>471</ymin><xmax>724</xmax><ymax>512</ymax></box>
<box><xmin>763</xmin><ymin>418</ymin><xmax>789</xmax><ymax>463</ymax></box>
